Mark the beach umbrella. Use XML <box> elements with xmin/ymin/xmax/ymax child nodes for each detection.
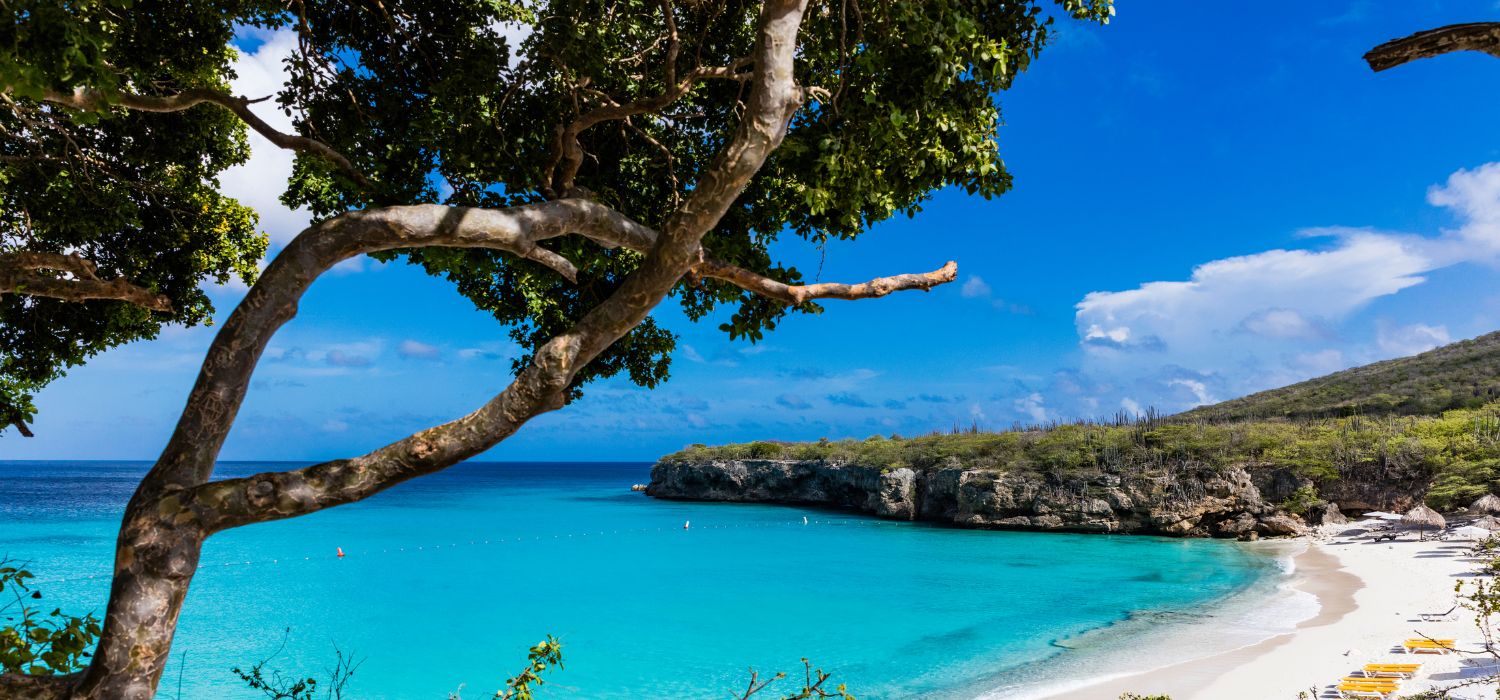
<box><xmin>1402</xmin><ymin>505</ymin><xmax>1446</xmax><ymax>530</ymax></box>
<box><xmin>1453</xmin><ymin>525</ymin><xmax>1494</xmax><ymax>540</ymax></box>
<box><xmin>1476</xmin><ymin>515</ymin><xmax>1500</xmax><ymax>531</ymax></box>
<box><xmin>1473</xmin><ymin>494</ymin><xmax>1500</xmax><ymax>515</ymax></box>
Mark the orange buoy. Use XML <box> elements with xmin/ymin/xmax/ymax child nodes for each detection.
<box><xmin>336</xmin><ymin>547</ymin><xmax>345</xmax><ymax>558</ymax></box>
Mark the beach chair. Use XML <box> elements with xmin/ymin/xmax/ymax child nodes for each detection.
<box><xmin>1372</xmin><ymin>531</ymin><xmax>1403</xmax><ymax>542</ymax></box>
<box><xmin>1361</xmin><ymin>662</ymin><xmax>1422</xmax><ymax>678</ymax></box>
<box><xmin>1419</xmin><ymin>605</ymin><xmax>1457</xmax><ymax>622</ymax></box>
<box><xmin>1402</xmin><ymin>638</ymin><xmax>1457</xmax><ymax>654</ymax></box>
<box><xmin>1337</xmin><ymin>679</ymin><xmax>1400</xmax><ymax>699</ymax></box>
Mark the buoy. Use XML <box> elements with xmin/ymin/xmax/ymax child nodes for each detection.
<box><xmin>803</xmin><ymin>516</ymin><xmax>808</xmax><ymax>525</ymax></box>
<box><xmin>684</xmin><ymin>520</ymin><xmax>691</xmax><ymax>530</ymax></box>
<box><xmin>336</xmin><ymin>547</ymin><xmax>345</xmax><ymax>558</ymax></box>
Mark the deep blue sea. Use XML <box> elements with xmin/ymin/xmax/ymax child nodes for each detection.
<box><xmin>0</xmin><ymin>461</ymin><xmax>1292</xmax><ymax>699</ymax></box>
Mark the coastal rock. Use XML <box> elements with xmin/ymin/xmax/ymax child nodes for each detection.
<box><xmin>1255</xmin><ymin>513</ymin><xmax>1309</xmax><ymax>537</ymax></box>
<box><xmin>1316</xmin><ymin>461</ymin><xmax>1431</xmax><ymax>512</ymax></box>
<box><xmin>1306</xmin><ymin>503</ymin><xmax>1347</xmax><ymax>526</ymax></box>
<box><xmin>648</xmin><ymin>458</ymin><xmax>1370</xmax><ymax>539</ymax></box>
<box><xmin>1215</xmin><ymin>512</ymin><xmax>1259</xmax><ymax>537</ymax></box>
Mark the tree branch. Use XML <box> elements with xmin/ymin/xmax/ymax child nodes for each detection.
<box><xmin>0</xmin><ymin>673</ymin><xmax>75</xmax><ymax>700</ymax></box>
<box><xmin>169</xmin><ymin>0</ymin><xmax>815</xmax><ymax>533</ymax></box>
<box><xmin>32</xmin><ymin>86</ymin><xmax>371</xmax><ymax>188</ymax></box>
<box><xmin>1364</xmin><ymin>22</ymin><xmax>1500</xmax><ymax>72</ymax></box>
<box><xmin>142</xmin><ymin>199</ymin><xmax>653</xmax><ymax>495</ymax></box>
<box><xmin>544</xmin><ymin>59</ymin><xmax>754</xmax><ymax>197</ymax></box>
<box><xmin>0</xmin><ymin>251</ymin><xmax>173</xmax><ymax>312</ymax></box>
<box><xmin>695</xmin><ymin>258</ymin><xmax>957</xmax><ymax>304</ymax></box>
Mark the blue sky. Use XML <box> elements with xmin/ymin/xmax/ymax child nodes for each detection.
<box><xmin>11</xmin><ymin>1</ymin><xmax>1500</xmax><ymax>461</ymax></box>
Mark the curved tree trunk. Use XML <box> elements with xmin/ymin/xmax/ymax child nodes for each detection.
<box><xmin>16</xmin><ymin>1</ymin><xmax>952</xmax><ymax>696</ymax></box>
<box><xmin>61</xmin><ymin>2</ymin><xmax>817</xmax><ymax>696</ymax></box>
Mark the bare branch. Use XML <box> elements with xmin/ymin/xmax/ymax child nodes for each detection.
<box><xmin>9</xmin><ymin>420</ymin><xmax>33</xmax><ymax>438</ymax></box>
<box><xmin>696</xmin><ymin>258</ymin><xmax>957</xmax><ymax>304</ymax></box>
<box><xmin>31</xmin><ymin>86</ymin><xmax>371</xmax><ymax>188</ymax></box>
<box><xmin>0</xmin><ymin>251</ymin><xmax>173</xmax><ymax>312</ymax></box>
<box><xmin>1365</xmin><ymin>22</ymin><xmax>1500</xmax><ymax>72</ymax></box>
<box><xmin>544</xmin><ymin>59</ymin><xmax>754</xmax><ymax>197</ymax></box>
<box><xmin>661</xmin><ymin>0</ymin><xmax>681</xmax><ymax>86</ymax></box>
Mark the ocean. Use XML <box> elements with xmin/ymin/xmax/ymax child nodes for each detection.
<box><xmin>0</xmin><ymin>461</ymin><xmax>1295</xmax><ymax>699</ymax></box>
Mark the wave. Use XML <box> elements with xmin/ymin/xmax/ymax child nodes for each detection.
<box><xmin>969</xmin><ymin>540</ymin><xmax>1316</xmax><ymax>699</ymax></box>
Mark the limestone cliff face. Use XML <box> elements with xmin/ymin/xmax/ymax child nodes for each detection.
<box><xmin>646</xmin><ymin>458</ymin><xmax>1410</xmax><ymax>538</ymax></box>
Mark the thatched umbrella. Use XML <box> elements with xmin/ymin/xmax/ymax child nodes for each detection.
<box><xmin>1475</xmin><ymin>515</ymin><xmax>1500</xmax><ymax>531</ymax></box>
<box><xmin>1403</xmin><ymin>505</ymin><xmax>1446</xmax><ymax>531</ymax></box>
<box><xmin>1473</xmin><ymin>494</ymin><xmax>1500</xmax><ymax>515</ymax></box>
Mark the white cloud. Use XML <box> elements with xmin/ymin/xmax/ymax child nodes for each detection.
<box><xmin>1012</xmin><ymin>393</ymin><xmax>1048</xmax><ymax>423</ymax></box>
<box><xmin>1376</xmin><ymin>322</ymin><xmax>1450</xmax><ymax>357</ymax></box>
<box><xmin>1120</xmin><ymin>397</ymin><xmax>1142</xmax><ymax>417</ymax></box>
<box><xmin>1240</xmin><ymin>308</ymin><xmax>1323</xmax><ymax>340</ymax></box>
<box><xmin>1428</xmin><ymin>162</ymin><xmax>1500</xmax><ymax>255</ymax></box>
<box><xmin>221</xmin><ymin>29</ymin><xmax>314</xmax><ymax>249</ymax></box>
<box><xmin>1167</xmin><ymin>378</ymin><xmax>1215</xmax><ymax>407</ymax></box>
<box><xmin>961</xmin><ymin>275</ymin><xmax>992</xmax><ymax>298</ymax></box>
<box><xmin>398</xmin><ymin>339</ymin><xmax>442</xmax><ymax>360</ymax></box>
<box><xmin>1071</xmin><ymin>162</ymin><xmax>1500</xmax><ymax>412</ymax></box>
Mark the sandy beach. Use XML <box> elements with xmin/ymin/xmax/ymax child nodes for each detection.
<box><xmin>1047</xmin><ymin>532</ymin><xmax>1499</xmax><ymax>700</ymax></box>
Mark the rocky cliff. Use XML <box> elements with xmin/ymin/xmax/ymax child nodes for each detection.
<box><xmin>647</xmin><ymin>458</ymin><xmax>1428</xmax><ymax>538</ymax></box>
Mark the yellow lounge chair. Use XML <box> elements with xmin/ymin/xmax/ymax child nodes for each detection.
<box><xmin>1337</xmin><ymin>682</ymin><xmax>1397</xmax><ymax>699</ymax></box>
<box><xmin>1403</xmin><ymin>638</ymin><xmax>1457</xmax><ymax>654</ymax></box>
<box><xmin>1362</xmin><ymin>663</ymin><xmax>1421</xmax><ymax>678</ymax></box>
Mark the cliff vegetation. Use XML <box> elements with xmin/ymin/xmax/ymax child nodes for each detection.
<box><xmin>663</xmin><ymin>402</ymin><xmax>1500</xmax><ymax>511</ymax></box>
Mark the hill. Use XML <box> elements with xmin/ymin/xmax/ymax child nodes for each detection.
<box><xmin>1182</xmin><ymin>330</ymin><xmax>1500</xmax><ymax>422</ymax></box>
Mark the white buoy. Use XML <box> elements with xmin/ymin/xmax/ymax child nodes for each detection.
<box><xmin>803</xmin><ymin>516</ymin><xmax>809</xmax><ymax>525</ymax></box>
<box><xmin>684</xmin><ymin>520</ymin><xmax>691</xmax><ymax>530</ymax></box>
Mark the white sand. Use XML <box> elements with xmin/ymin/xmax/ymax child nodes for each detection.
<box><xmin>1044</xmin><ymin>533</ymin><xmax>1499</xmax><ymax>700</ymax></box>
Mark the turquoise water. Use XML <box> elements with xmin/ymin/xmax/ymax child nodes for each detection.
<box><xmin>0</xmin><ymin>461</ymin><xmax>1282</xmax><ymax>699</ymax></box>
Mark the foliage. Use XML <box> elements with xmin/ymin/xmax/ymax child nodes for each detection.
<box><xmin>1277</xmin><ymin>485</ymin><xmax>1321</xmax><ymax>515</ymax></box>
<box><xmin>489</xmin><ymin>636</ymin><xmax>563</xmax><ymax>700</ymax></box>
<box><xmin>0</xmin><ymin>0</ymin><xmax>1112</xmax><ymax>429</ymax></box>
<box><xmin>231</xmin><ymin>630</ymin><xmax>361</xmax><ymax>700</ymax></box>
<box><xmin>244</xmin><ymin>635</ymin><xmax>855</xmax><ymax>700</ymax></box>
<box><xmin>665</xmin><ymin>401</ymin><xmax>1500</xmax><ymax>510</ymax></box>
<box><xmin>1184</xmin><ymin>330</ymin><xmax>1500</xmax><ymax>423</ymax></box>
<box><xmin>0</xmin><ymin>559</ymin><xmax>101</xmax><ymax>676</ymax></box>
<box><xmin>0</xmin><ymin>0</ymin><xmax>271</xmax><ymax>433</ymax></box>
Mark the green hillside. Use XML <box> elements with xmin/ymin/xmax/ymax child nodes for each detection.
<box><xmin>664</xmin><ymin>330</ymin><xmax>1500</xmax><ymax>510</ymax></box>
<box><xmin>1182</xmin><ymin>331</ymin><xmax>1500</xmax><ymax>422</ymax></box>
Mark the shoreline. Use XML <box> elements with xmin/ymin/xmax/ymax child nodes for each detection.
<box><xmin>1040</xmin><ymin>534</ymin><xmax>1485</xmax><ymax>700</ymax></box>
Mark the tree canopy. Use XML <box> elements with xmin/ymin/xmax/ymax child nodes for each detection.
<box><xmin>0</xmin><ymin>0</ymin><xmax>1115</xmax><ymax>697</ymax></box>
<box><xmin>0</xmin><ymin>0</ymin><xmax>1110</xmax><ymax>436</ymax></box>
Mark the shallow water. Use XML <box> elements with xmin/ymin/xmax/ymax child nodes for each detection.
<box><xmin>0</xmin><ymin>461</ymin><xmax>1285</xmax><ymax>698</ymax></box>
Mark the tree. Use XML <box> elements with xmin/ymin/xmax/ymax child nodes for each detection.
<box><xmin>0</xmin><ymin>0</ymin><xmax>1112</xmax><ymax>697</ymax></box>
<box><xmin>0</xmin><ymin>2</ymin><xmax>270</xmax><ymax>436</ymax></box>
<box><xmin>1364</xmin><ymin>22</ymin><xmax>1500</xmax><ymax>72</ymax></box>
